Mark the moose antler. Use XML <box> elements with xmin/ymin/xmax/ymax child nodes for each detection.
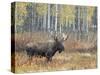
<box><xmin>61</xmin><ymin>31</ymin><xmax>71</xmax><ymax>42</ymax></box>
<box><xmin>63</xmin><ymin>33</ymin><xmax>70</xmax><ymax>41</ymax></box>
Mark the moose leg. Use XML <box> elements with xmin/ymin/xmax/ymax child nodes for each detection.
<box><xmin>28</xmin><ymin>55</ymin><xmax>32</xmax><ymax>63</ymax></box>
<box><xmin>45</xmin><ymin>49</ymin><xmax>53</xmax><ymax>62</ymax></box>
<box><xmin>30</xmin><ymin>56</ymin><xmax>32</xmax><ymax>60</ymax></box>
<box><xmin>47</xmin><ymin>57</ymin><xmax>52</xmax><ymax>62</ymax></box>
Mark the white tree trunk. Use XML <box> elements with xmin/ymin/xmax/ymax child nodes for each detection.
<box><xmin>31</xmin><ymin>4</ymin><xmax>33</xmax><ymax>32</ymax></box>
<box><xmin>60</xmin><ymin>24</ymin><xmax>62</xmax><ymax>33</ymax></box>
<box><xmin>77</xmin><ymin>7</ymin><xmax>81</xmax><ymax>41</ymax></box>
<box><xmin>48</xmin><ymin>4</ymin><xmax>50</xmax><ymax>32</ymax></box>
<box><xmin>43</xmin><ymin>13</ymin><xmax>47</xmax><ymax>32</ymax></box>
<box><xmin>73</xmin><ymin>18</ymin><xmax>75</xmax><ymax>32</ymax></box>
<box><xmin>55</xmin><ymin>4</ymin><xmax>58</xmax><ymax>32</ymax></box>
<box><xmin>66</xmin><ymin>17</ymin><xmax>68</xmax><ymax>31</ymax></box>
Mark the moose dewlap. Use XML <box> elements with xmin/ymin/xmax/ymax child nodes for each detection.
<box><xmin>11</xmin><ymin>2</ymin><xmax>97</xmax><ymax>73</ymax></box>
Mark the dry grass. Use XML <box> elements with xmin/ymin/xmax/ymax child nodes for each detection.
<box><xmin>14</xmin><ymin>52</ymin><xmax>96</xmax><ymax>73</ymax></box>
<box><xmin>12</xmin><ymin>32</ymin><xmax>97</xmax><ymax>73</ymax></box>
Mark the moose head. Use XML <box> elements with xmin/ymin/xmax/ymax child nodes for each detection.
<box><xmin>53</xmin><ymin>33</ymin><xmax>69</xmax><ymax>53</ymax></box>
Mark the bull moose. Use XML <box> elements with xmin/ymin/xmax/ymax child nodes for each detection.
<box><xmin>26</xmin><ymin>33</ymin><xmax>69</xmax><ymax>62</ymax></box>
